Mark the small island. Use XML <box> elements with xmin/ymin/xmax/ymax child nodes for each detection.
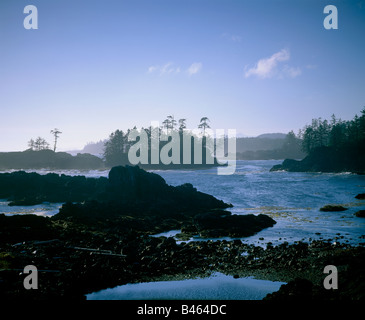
<box><xmin>271</xmin><ymin>109</ymin><xmax>365</xmax><ymax>174</ymax></box>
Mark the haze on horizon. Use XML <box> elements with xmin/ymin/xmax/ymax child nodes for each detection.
<box><xmin>1</xmin><ymin>0</ymin><xmax>364</xmax><ymax>152</ymax></box>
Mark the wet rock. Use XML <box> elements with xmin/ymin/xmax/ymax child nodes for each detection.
<box><xmin>355</xmin><ymin>193</ymin><xmax>365</xmax><ymax>200</ymax></box>
<box><xmin>193</xmin><ymin>211</ymin><xmax>276</xmax><ymax>238</ymax></box>
<box><xmin>175</xmin><ymin>233</ymin><xmax>193</xmax><ymax>241</ymax></box>
<box><xmin>0</xmin><ymin>214</ymin><xmax>56</xmax><ymax>243</ymax></box>
<box><xmin>264</xmin><ymin>278</ymin><xmax>314</xmax><ymax>300</ymax></box>
<box><xmin>355</xmin><ymin>210</ymin><xmax>365</xmax><ymax>218</ymax></box>
<box><xmin>0</xmin><ymin>171</ymin><xmax>109</xmax><ymax>205</ymax></box>
<box><xmin>320</xmin><ymin>205</ymin><xmax>347</xmax><ymax>212</ymax></box>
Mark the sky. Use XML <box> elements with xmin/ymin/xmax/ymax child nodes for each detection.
<box><xmin>1</xmin><ymin>0</ymin><xmax>365</xmax><ymax>151</ymax></box>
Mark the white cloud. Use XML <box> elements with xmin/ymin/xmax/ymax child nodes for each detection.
<box><xmin>148</xmin><ymin>62</ymin><xmax>181</xmax><ymax>75</ymax></box>
<box><xmin>282</xmin><ymin>65</ymin><xmax>302</xmax><ymax>78</ymax></box>
<box><xmin>187</xmin><ymin>62</ymin><xmax>202</xmax><ymax>76</ymax></box>
<box><xmin>148</xmin><ymin>62</ymin><xmax>202</xmax><ymax>76</ymax></box>
<box><xmin>148</xmin><ymin>66</ymin><xmax>158</xmax><ymax>73</ymax></box>
<box><xmin>245</xmin><ymin>49</ymin><xmax>290</xmax><ymax>79</ymax></box>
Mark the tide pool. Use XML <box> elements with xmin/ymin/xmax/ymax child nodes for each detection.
<box><xmin>86</xmin><ymin>272</ymin><xmax>285</xmax><ymax>300</ymax></box>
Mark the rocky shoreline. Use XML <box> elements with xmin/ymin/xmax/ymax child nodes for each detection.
<box><xmin>1</xmin><ymin>215</ymin><xmax>364</xmax><ymax>300</ymax></box>
<box><xmin>1</xmin><ymin>165</ymin><xmax>364</xmax><ymax>301</ymax></box>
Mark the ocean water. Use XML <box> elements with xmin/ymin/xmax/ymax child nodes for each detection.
<box><xmin>1</xmin><ymin>160</ymin><xmax>365</xmax><ymax>246</ymax></box>
<box><xmin>153</xmin><ymin>160</ymin><xmax>365</xmax><ymax>246</ymax></box>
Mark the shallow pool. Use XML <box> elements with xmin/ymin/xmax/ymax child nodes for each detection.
<box><xmin>86</xmin><ymin>272</ymin><xmax>285</xmax><ymax>300</ymax></box>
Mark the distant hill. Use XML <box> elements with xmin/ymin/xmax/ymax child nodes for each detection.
<box><xmin>256</xmin><ymin>133</ymin><xmax>287</xmax><ymax>139</ymax></box>
<box><xmin>81</xmin><ymin>140</ymin><xmax>106</xmax><ymax>156</ymax></box>
<box><xmin>236</xmin><ymin>135</ymin><xmax>286</xmax><ymax>153</ymax></box>
<box><xmin>66</xmin><ymin>140</ymin><xmax>106</xmax><ymax>157</ymax></box>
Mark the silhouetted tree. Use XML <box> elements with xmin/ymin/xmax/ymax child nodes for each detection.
<box><xmin>50</xmin><ymin>128</ymin><xmax>62</xmax><ymax>152</ymax></box>
<box><xmin>178</xmin><ymin>118</ymin><xmax>187</xmax><ymax>132</ymax></box>
<box><xmin>301</xmin><ymin>108</ymin><xmax>365</xmax><ymax>153</ymax></box>
<box><xmin>198</xmin><ymin>117</ymin><xmax>210</xmax><ymax>135</ymax></box>
<box><xmin>103</xmin><ymin>130</ymin><xmax>129</xmax><ymax>167</ymax></box>
<box><xmin>28</xmin><ymin>138</ymin><xmax>35</xmax><ymax>150</ymax></box>
<box><xmin>167</xmin><ymin>115</ymin><xmax>177</xmax><ymax>130</ymax></box>
<box><xmin>34</xmin><ymin>137</ymin><xmax>50</xmax><ymax>151</ymax></box>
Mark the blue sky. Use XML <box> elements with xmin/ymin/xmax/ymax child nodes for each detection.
<box><xmin>1</xmin><ymin>0</ymin><xmax>364</xmax><ymax>151</ymax></box>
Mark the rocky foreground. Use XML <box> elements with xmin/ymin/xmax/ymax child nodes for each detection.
<box><xmin>1</xmin><ymin>215</ymin><xmax>364</xmax><ymax>300</ymax></box>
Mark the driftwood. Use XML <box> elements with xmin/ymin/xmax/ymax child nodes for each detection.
<box><xmin>68</xmin><ymin>246</ymin><xmax>126</xmax><ymax>257</ymax></box>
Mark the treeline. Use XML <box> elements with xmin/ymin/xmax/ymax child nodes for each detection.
<box><xmin>103</xmin><ymin>116</ymin><xmax>218</xmax><ymax>168</ymax></box>
<box><xmin>271</xmin><ymin>108</ymin><xmax>365</xmax><ymax>173</ymax></box>
<box><xmin>300</xmin><ymin>108</ymin><xmax>365</xmax><ymax>153</ymax></box>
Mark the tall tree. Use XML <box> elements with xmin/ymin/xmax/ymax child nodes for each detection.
<box><xmin>162</xmin><ymin>119</ymin><xmax>170</xmax><ymax>132</ymax></box>
<box><xmin>178</xmin><ymin>118</ymin><xmax>187</xmax><ymax>132</ymax></box>
<box><xmin>103</xmin><ymin>130</ymin><xmax>129</xmax><ymax>167</ymax></box>
<box><xmin>198</xmin><ymin>117</ymin><xmax>210</xmax><ymax>135</ymax></box>
<box><xmin>50</xmin><ymin>128</ymin><xmax>62</xmax><ymax>152</ymax></box>
<box><xmin>167</xmin><ymin>115</ymin><xmax>177</xmax><ymax>130</ymax></box>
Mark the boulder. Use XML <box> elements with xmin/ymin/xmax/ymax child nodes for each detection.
<box><xmin>107</xmin><ymin>165</ymin><xmax>169</xmax><ymax>202</ymax></box>
<box><xmin>193</xmin><ymin>211</ymin><xmax>276</xmax><ymax>238</ymax></box>
<box><xmin>355</xmin><ymin>193</ymin><xmax>365</xmax><ymax>200</ymax></box>
<box><xmin>319</xmin><ymin>205</ymin><xmax>347</xmax><ymax>212</ymax></box>
<box><xmin>355</xmin><ymin>210</ymin><xmax>365</xmax><ymax>218</ymax></box>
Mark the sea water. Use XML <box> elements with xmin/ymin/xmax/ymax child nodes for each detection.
<box><xmin>1</xmin><ymin>160</ymin><xmax>365</xmax><ymax>246</ymax></box>
<box><xmin>153</xmin><ymin>160</ymin><xmax>365</xmax><ymax>246</ymax></box>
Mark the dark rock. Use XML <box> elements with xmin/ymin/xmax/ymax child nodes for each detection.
<box><xmin>264</xmin><ymin>278</ymin><xmax>314</xmax><ymax>300</ymax></box>
<box><xmin>0</xmin><ymin>171</ymin><xmax>109</xmax><ymax>205</ymax></box>
<box><xmin>193</xmin><ymin>211</ymin><xmax>276</xmax><ymax>238</ymax></box>
<box><xmin>175</xmin><ymin>233</ymin><xmax>193</xmax><ymax>241</ymax></box>
<box><xmin>108</xmin><ymin>165</ymin><xmax>169</xmax><ymax>202</ymax></box>
<box><xmin>0</xmin><ymin>214</ymin><xmax>56</xmax><ymax>243</ymax></box>
<box><xmin>320</xmin><ymin>205</ymin><xmax>347</xmax><ymax>212</ymax></box>
<box><xmin>355</xmin><ymin>210</ymin><xmax>365</xmax><ymax>218</ymax></box>
<box><xmin>0</xmin><ymin>150</ymin><xmax>104</xmax><ymax>170</ymax></box>
<box><xmin>48</xmin><ymin>165</ymin><xmax>233</xmax><ymax>236</ymax></box>
<box><xmin>355</xmin><ymin>193</ymin><xmax>365</xmax><ymax>200</ymax></box>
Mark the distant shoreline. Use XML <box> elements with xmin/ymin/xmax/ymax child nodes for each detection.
<box><xmin>0</xmin><ymin>149</ymin><xmax>224</xmax><ymax>171</ymax></box>
<box><xmin>270</xmin><ymin>146</ymin><xmax>365</xmax><ymax>175</ymax></box>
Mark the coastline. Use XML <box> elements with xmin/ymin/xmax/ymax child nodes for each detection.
<box><xmin>1</xmin><ymin>163</ymin><xmax>364</xmax><ymax>301</ymax></box>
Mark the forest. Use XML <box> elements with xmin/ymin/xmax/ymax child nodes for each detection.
<box><xmin>300</xmin><ymin>108</ymin><xmax>365</xmax><ymax>153</ymax></box>
<box><xmin>271</xmin><ymin>107</ymin><xmax>365</xmax><ymax>173</ymax></box>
